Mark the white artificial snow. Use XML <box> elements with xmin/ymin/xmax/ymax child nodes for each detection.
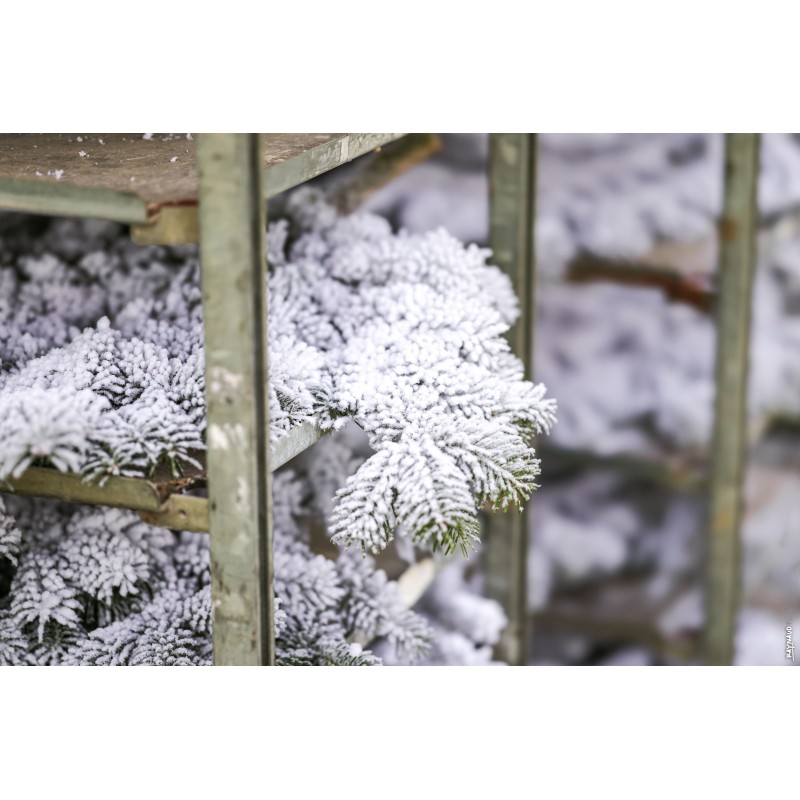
<box><xmin>375</xmin><ymin>560</ymin><xmax>508</xmax><ymax>666</ymax></box>
<box><xmin>360</xmin><ymin>133</ymin><xmax>800</xmax><ymax>665</ymax></box>
<box><xmin>528</xmin><ymin>461</ymin><xmax>798</xmax><ymax>666</ymax></box>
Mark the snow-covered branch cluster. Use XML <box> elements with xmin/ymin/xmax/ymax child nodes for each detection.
<box><xmin>0</xmin><ymin>190</ymin><xmax>555</xmax><ymax>560</ymax></box>
<box><xmin>299</xmin><ymin>427</ymin><xmax>511</xmax><ymax>666</ymax></box>
<box><xmin>535</xmin><ymin>229</ymin><xmax>800</xmax><ymax>455</ymax></box>
<box><xmin>1</xmin><ymin>423</ymin><xmax>504</xmax><ymax>666</ymax></box>
<box><xmin>361</xmin><ymin>134</ymin><xmax>800</xmax><ymax>455</ymax></box>
<box><xmin>1</xmin><ymin>187</ymin><xmax>550</xmax><ymax>664</ymax></box>
<box><xmin>0</xmin><ymin>460</ymin><xmax>434</xmax><ymax>666</ymax></box>
<box><xmin>0</xmin><ymin>236</ymin><xmax>205</xmax><ymax>481</ymax></box>
<box><xmin>273</xmin><ymin>189</ymin><xmax>556</xmax><ymax>555</ymax></box>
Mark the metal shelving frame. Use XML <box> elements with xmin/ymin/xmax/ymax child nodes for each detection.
<box><xmin>0</xmin><ymin>133</ymin><xmax>402</xmax><ymax>665</ymax></box>
<box><xmin>486</xmin><ymin>133</ymin><xmax>760</xmax><ymax>665</ymax></box>
<box><xmin>0</xmin><ymin>132</ymin><xmax>760</xmax><ymax>666</ymax></box>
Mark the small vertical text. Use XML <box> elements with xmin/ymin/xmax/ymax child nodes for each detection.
<box><xmin>787</xmin><ymin>623</ymin><xmax>795</xmax><ymax>661</ymax></box>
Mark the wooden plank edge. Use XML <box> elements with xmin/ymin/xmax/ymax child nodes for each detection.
<box><xmin>264</xmin><ymin>133</ymin><xmax>406</xmax><ymax>199</ymax></box>
<box><xmin>270</xmin><ymin>420</ymin><xmax>327</xmax><ymax>471</ymax></box>
<box><xmin>395</xmin><ymin>557</ymin><xmax>438</xmax><ymax>609</ymax></box>
<box><xmin>0</xmin><ymin>176</ymin><xmax>148</xmax><ymax>225</ymax></box>
<box><xmin>0</xmin><ymin>135</ymin><xmax>404</xmax><ymax>242</ymax></box>
<box><xmin>140</xmin><ymin>494</ymin><xmax>209</xmax><ymax>532</ymax></box>
<box><xmin>538</xmin><ymin>443</ymin><xmax>708</xmax><ymax>493</ymax></box>
<box><xmin>131</xmin><ymin>204</ymin><xmax>198</xmax><ymax>245</ymax></box>
<box><xmin>0</xmin><ymin>420</ymin><xmax>326</xmax><ymax>530</ymax></box>
<box><xmin>533</xmin><ymin>608</ymin><xmax>698</xmax><ymax>663</ymax></box>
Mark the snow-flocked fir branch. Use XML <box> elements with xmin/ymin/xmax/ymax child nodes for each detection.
<box><xmin>272</xmin><ymin>189</ymin><xmax>556</xmax><ymax>554</ymax></box>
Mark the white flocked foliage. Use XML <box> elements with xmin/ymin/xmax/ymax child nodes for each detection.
<box><xmin>272</xmin><ymin>189</ymin><xmax>556</xmax><ymax>554</ymax></box>
<box><xmin>0</xmin><ymin>467</ymin><xmax>434</xmax><ymax>666</ymax></box>
<box><xmin>0</xmin><ymin>188</ymin><xmax>554</xmax><ymax>665</ymax></box>
<box><xmin>0</xmin><ymin>188</ymin><xmax>556</xmax><ymax>559</ymax></box>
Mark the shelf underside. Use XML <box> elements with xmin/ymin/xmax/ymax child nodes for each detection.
<box><xmin>0</xmin><ymin>420</ymin><xmax>324</xmax><ymax>532</ymax></box>
<box><xmin>0</xmin><ymin>133</ymin><xmax>403</xmax><ymax>243</ymax></box>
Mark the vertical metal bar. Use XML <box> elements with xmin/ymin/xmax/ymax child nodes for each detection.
<box><xmin>704</xmin><ymin>133</ymin><xmax>760</xmax><ymax>666</ymax></box>
<box><xmin>198</xmin><ymin>133</ymin><xmax>275</xmax><ymax>666</ymax></box>
<box><xmin>484</xmin><ymin>133</ymin><xmax>537</xmax><ymax>665</ymax></box>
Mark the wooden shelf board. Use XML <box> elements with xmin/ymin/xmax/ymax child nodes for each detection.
<box><xmin>0</xmin><ymin>133</ymin><xmax>404</xmax><ymax>229</ymax></box>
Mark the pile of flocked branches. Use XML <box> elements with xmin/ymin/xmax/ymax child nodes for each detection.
<box><xmin>0</xmin><ymin>189</ymin><xmax>555</xmax><ymax>665</ymax></box>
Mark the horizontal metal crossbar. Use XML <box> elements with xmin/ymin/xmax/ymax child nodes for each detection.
<box><xmin>0</xmin><ymin>420</ymin><xmax>326</xmax><ymax>532</ymax></box>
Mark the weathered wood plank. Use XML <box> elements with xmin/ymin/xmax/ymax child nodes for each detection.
<box><xmin>484</xmin><ymin>133</ymin><xmax>537</xmax><ymax>666</ymax></box>
<box><xmin>351</xmin><ymin>558</ymin><xmax>439</xmax><ymax>649</ymax></box>
<box><xmin>138</xmin><ymin>494</ymin><xmax>209</xmax><ymax>532</ymax></box>
<box><xmin>538</xmin><ymin>443</ymin><xmax>708</xmax><ymax>493</ymax></box>
<box><xmin>0</xmin><ymin>134</ymin><xmax>404</xmax><ymax>233</ymax></box>
<box><xmin>534</xmin><ymin>608</ymin><xmax>698</xmax><ymax>663</ymax></box>
<box><xmin>263</xmin><ymin>133</ymin><xmax>404</xmax><ymax>198</ymax></box>
<box><xmin>130</xmin><ymin>205</ymin><xmax>198</xmax><ymax>246</ymax></box>
<box><xmin>199</xmin><ymin>133</ymin><xmax>274</xmax><ymax>666</ymax></box>
<box><xmin>0</xmin><ymin>177</ymin><xmax>149</xmax><ymax>224</ymax></box>
<box><xmin>395</xmin><ymin>558</ymin><xmax>438</xmax><ymax>609</ymax></box>
<box><xmin>704</xmin><ymin>133</ymin><xmax>760</xmax><ymax>665</ymax></box>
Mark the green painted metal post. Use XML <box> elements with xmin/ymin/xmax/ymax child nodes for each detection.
<box><xmin>198</xmin><ymin>134</ymin><xmax>275</xmax><ymax>666</ymax></box>
<box><xmin>485</xmin><ymin>133</ymin><xmax>537</xmax><ymax>666</ymax></box>
<box><xmin>704</xmin><ymin>133</ymin><xmax>760</xmax><ymax>666</ymax></box>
